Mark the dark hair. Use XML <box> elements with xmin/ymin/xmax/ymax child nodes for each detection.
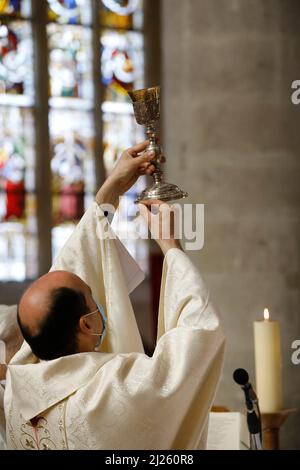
<box><xmin>17</xmin><ymin>287</ymin><xmax>89</xmax><ymax>360</ymax></box>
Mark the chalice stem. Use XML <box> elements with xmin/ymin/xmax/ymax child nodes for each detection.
<box><xmin>145</xmin><ymin>123</ymin><xmax>163</xmax><ymax>183</ymax></box>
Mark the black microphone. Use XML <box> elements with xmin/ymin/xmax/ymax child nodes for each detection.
<box><xmin>233</xmin><ymin>368</ymin><xmax>249</xmax><ymax>386</ymax></box>
<box><xmin>233</xmin><ymin>368</ymin><xmax>258</xmax><ymax>404</ymax></box>
<box><xmin>233</xmin><ymin>368</ymin><xmax>262</xmax><ymax>440</ymax></box>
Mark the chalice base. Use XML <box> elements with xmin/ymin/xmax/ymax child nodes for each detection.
<box><xmin>135</xmin><ymin>181</ymin><xmax>188</xmax><ymax>203</ymax></box>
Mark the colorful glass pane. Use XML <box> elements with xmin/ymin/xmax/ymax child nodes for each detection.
<box><xmin>0</xmin><ymin>21</ymin><xmax>33</xmax><ymax>97</ymax></box>
<box><xmin>49</xmin><ymin>108</ymin><xmax>95</xmax><ymax>258</ymax></box>
<box><xmin>110</xmin><ymin>185</ymin><xmax>149</xmax><ymax>273</ymax></box>
<box><xmin>101</xmin><ymin>30</ymin><xmax>143</xmax><ymax>103</ymax></box>
<box><xmin>0</xmin><ymin>0</ymin><xmax>31</xmax><ymax>17</ymax></box>
<box><xmin>100</xmin><ymin>0</ymin><xmax>143</xmax><ymax>29</ymax></box>
<box><xmin>47</xmin><ymin>0</ymin><xmax>91</xmax><ymax>25</ymax></box>
<box><xmin>0</xmin><ymin>106</ymin><xmax>37</xmax><ymax>280</ymax></box>
<box><xmin>52</xmin><ymin>221</ymin><xmax>76</xmax><ymax>262</ymax></box>
<box><xmin>103</xmin><ymin>111</ymin><xmax>148</xmax><ymax>271</ymax></box>
<box><xmin>48</xmin><ymin>23</ymin><xmax>93</xmax><ymax>100</ymax></box>
<box><xmin>103</xmin><ymin>111</ymin><xmax>143</xmax><ymax>175</ymax></box>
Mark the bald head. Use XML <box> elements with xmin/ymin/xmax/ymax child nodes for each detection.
<box><xmin>19</xmin><ymin>271</ymin><xmax>93</xmax><ymax>336</ymax></box>
<box><xmin>17</xmin><ymin>271</ymin><xmax>97</xmax><ymax>360</ymax></box>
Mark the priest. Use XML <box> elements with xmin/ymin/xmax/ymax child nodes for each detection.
<box><xmin>1</xmin><ymin>140</ymin><xmax>225</xmax><ymax>450</ymax></box>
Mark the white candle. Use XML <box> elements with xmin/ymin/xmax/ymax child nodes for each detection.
<box><xmin>253</xmin><ymin>308</ymin><xmax>283</xmax><ymax>413</ymax></box>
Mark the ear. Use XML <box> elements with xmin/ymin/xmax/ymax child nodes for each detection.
<box><xmin>79</xmin><ymin>316</ymin><xmax>91</xmax><ymax>335</ymax></box>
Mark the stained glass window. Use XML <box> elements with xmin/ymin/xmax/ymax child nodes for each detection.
<box><xmin>100</xmin><ymin>0</ymin><xmax>143</xmax><ymax>30</ymax></box>
<box><xmin>47</xmin><ymin>1</ymin><xmax>96</xmax><ymax>261</ymax></box>
<box><xmin>0</xmin><ymin>0</ymin><xmax>31</xmax><ymax>18</ymax></box>
<box><xmin>47</xmin><ymin>0</ymin><xmax>92</xmax><ymax>25</ymax></box>
<box><xmin>0</xmin><ymin>0</ymin><xmax>37</xmax><ymax>281</ymax></box>
<box><xmin>103</xmin><ymin>112</ymin><xmax>143</xmax><ymax>175</ymax></box>
<box><xmin>0</xmin><ymin>0</ymin><xmax>147</xmax><ymax>282</ymax></box>
<box><xmin>0</xmin><ymin>20</ymin><xmax>34</xmax><ymax>102</ymax></box>
<box><xmin>0</xmin><ymin>106</ymin><xmax>37</xmax><ymax>280</ymax></box>
<box><xmin>101</xmin><ymin>30</ymin><xmax>144</xmax><ymax>103</ymax></box>
<box><xmin>48</xmin><ymin>23</ymin><xmax>93</xmax><ymax>102</ymax></box>
<box><xmin>100</xmin><ymin>0</ymin><xmax>148</xmax><ymax>272</ymax></box>
<box><xmin>50</xmin><ymin>108</ymin><xmax>96</xmax><ymax>259</ymax></box>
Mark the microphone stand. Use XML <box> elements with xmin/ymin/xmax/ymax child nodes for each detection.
<box><xmin>243</xmin><ymin>386</ymin><xmax>263</xmax><ymax>450</ymax></box>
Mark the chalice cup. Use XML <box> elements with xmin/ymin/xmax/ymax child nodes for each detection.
<box><xmin>128</xmin><ymin>86</ymin><xmax>188</xmax><ymax>203</ymax></box>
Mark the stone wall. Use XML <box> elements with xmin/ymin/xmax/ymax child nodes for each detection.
<box><xmin>161</xmin><ymin>0</ymin><xmax>300</xmax><ymax>449</ymax></box>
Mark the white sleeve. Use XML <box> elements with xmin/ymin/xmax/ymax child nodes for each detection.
<box><xmin>157</xmin><ymin>248</ymin><xmax>221</xmax><ymax>337</ymax></box>
<box><xmin>122</xmin><ymin>248</ymin><xmax>225</xmax><ymax>448</ymax></box>
<box><xmin>50</xmin><ymin>202</ymin><xmax>144</xmax><ymax>354</ymax></box>
<box><xmin>81</xmin><ymin>249</ymin><xmax>225</xmax><ymax>449</ymax></box>
<box><xmin>0</xmin><ymin>305</ymin><xmax>18</xmax><ymax>343</ymax></box>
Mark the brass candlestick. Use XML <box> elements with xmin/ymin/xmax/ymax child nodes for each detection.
<box><xmin>128</xmin><ymin>86</ymin><xmax>188</xmax><ymax>203</ymax></box>
<box><xmin>261</xmin><ymin>409</ymin><xmax>297</xmax><ymax>450</ymax></box>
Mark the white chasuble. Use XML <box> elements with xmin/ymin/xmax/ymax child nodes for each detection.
<box><xmin>0</xmin><ymin>304</ymin><xmax>18</xmax><ymax>449</ymax></box>
<box><xmin>3</xmin><ymin>203</ymin><xmax>225</xmax><ymax>450</ymax></box>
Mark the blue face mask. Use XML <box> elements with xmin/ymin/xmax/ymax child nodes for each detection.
<box><xmin>83</xmin><ymin>303</ymin><xmax>108</xmax><ymax>349</ymax></box>
<box><xmin>96</xmin><ymin>303</ymin><xmax>108</xmax><ymax>348</ymax></box>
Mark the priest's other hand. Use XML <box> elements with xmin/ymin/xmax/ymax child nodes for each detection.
<box><xmin>138</xmin><ymin>200</ymin><xmax>183</xmax><ymax>256</ymax></box>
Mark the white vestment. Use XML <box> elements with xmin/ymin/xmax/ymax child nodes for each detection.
<box><xmin>0</xmin><ymin>304</ymin><xmax>18</xmax><ymax>450</ymax></box>
<box><xmin>3</xmin><ymin>202</ymin><xmax>225</xmax><ymax>450</ymax></box>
